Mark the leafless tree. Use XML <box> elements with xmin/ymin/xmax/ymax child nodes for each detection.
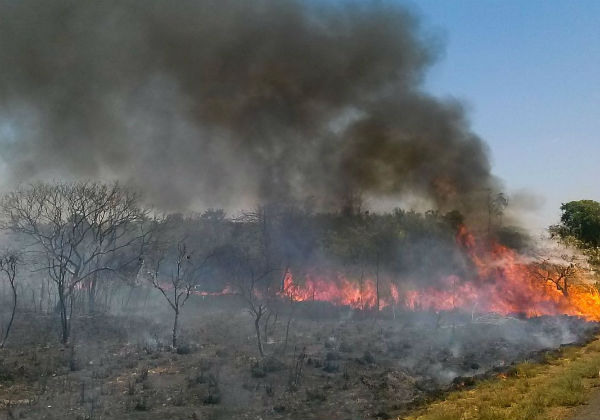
<box><xmin>0</xmin><ymin>181</ymin><xmax>151</xmax><ymax>343</ymax></box>
<box><xmin>147</xmin><ymin>240</ymin><xmax>212</xmax><ymax>349</ymax></box>
<box><xmin>487</xmin><ymin>191</ymin><xmax>509</xmax><ymax>236</ymax></box>
<box><xmin>531</xmin><ymin>255</ymin><xmax>579</xmax><ymax>298</ymax></box>
<box><xmin>0</xmin><ymin>251</ymin><xmax>19</xmax><ymax>348</ymax></box>
<box><xmin>234</xmin><ymin>256</ymin><xmax>273</xmax><ymax>358</ymax></box>
<box><xmin>217</xmin><ymin>238</ymin><xmax>274</xmax><ymax>357</ymax></box>
<box><xmin>235</xmin><ymin>209</ymin><xmax>284</xmax><ymax>357</ymax></box>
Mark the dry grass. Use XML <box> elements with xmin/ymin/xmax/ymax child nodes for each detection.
<box><xmin>403</xmin><ymin>339</ymin><xmax>600</xmax><ymax>420</ymax></box>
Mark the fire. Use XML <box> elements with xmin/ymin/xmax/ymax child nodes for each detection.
<box><xmin>281</xmin><ymin>271</ymin><xmax>380</xmax><ymax>309</ymax></box>
<box><xmin>193</xmin><ymin>284</ymin><xmax>235</xmax><ymax>297</ymax></box>
<box><xmin>279</xmin><ymin>226</ymin><xmax>600</xmax><ymax>320</ymax></box>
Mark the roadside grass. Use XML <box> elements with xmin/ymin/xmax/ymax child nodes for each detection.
<box><xmin>403</xmin><ymin>338</ymin><xmax>600</xmax><ymax>420</ymax></box>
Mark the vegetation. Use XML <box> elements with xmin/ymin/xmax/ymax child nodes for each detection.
<box><xmin>0</xmin><ymin>182</ymin><xmax>151</xmax><ymax>343</ymax></box>
<box><xmin>0</xmin><ymin>251</ymin><xmax>19</xmax><ymax>348</ymax></box>
<box><xmin>0</xmin><ymin>181</ymin><xmax>481</xmax><ymax>353</ymax></box>
<box><xmin>553</xmin><ymin>200</ymin><xmax>600</xmax><ymax>247</ymax></box>
<box><xmin>404</xmin><ymin>337</ymin><xmax>600</xmax><ymax>420</ymax></box>
<box><xmin>551</xmin><ymin>200</ymin><xmax>600</xmax><ymax>268</ymax></box>
<box><xmin>146</xmin><ymin>240</ymin><xmax>213</xmax><ymax>348</ymax></box>
<box><xmin>0</xmin><ymin>184</ymin><xmax>598</xmax><ymax>419</ymax></box>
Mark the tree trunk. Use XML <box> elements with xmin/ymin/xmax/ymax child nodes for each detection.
<box><xmin>46</xmin><ymin>278</ymin><xmax>52</xmax><ymax>314</ymax></box>
<box><xmin>172</xmin><ymin>309</ymin><xmax>179</xmax><ymax>349</ymax></box>
<box><xmin>263</xmin><ymin>310</ymin><xmax>272</xmax><ymax>345</ymax></box>
<box><xmin>88</xmin><ymin>275</ymin><xmax>97</xmax><ymax>314</ymax></box>
<box><xmin>254</xmin><ymin>315</ymin><xmax>264</xmax><ymax>357</ymax></box>
<box><xmin>562</xmin><ymin>278</ymin><xmax>569</xmax><ymax>297</ymax></box>
<box><xmin>0</xmin><ymin>284</ymin><xmax>17</xmax><ymax>348</ymax></box>
<box><xmin>58</xmin><ymin>284</ymin><xmax>70</xmax><ymax>344</ymax></box>
<box><xmin>283</xmin><ymin>313</ymin><xmax>293</xmax><ymax>354</ymax></box>
<box><xmin>39</xmin><ymin>279</ymin><xmax>45</xmax><ymax>313</ymax></box>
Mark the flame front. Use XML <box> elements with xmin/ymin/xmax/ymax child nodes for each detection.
<box><xmin>279</xmin><ymin>226</ymin><xmax>600</xmax><ymax>320</ymax></box>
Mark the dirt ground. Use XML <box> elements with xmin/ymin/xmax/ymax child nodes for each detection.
<box><xmin>570</xmin><ymin>390</ymin><xmax>600</xmax><ymax>420</ymax></box>
<box><xmin>0</xmin><ymin>295</ymin><xmax>597</xmax><ymax>420</ymax></box>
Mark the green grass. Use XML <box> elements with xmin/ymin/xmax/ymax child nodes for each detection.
<box><xmin>403</xmin><ymin>338</ymin><xmax>600</xmax><ymax>420</ymax></box>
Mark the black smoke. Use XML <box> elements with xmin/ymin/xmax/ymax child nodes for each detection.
<box><xmin>0</xmin><ymin>0</ymin><xmax>499</xmax><ymax>213</ymax></box>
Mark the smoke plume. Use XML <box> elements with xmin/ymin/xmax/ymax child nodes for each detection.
<box><xmin>0</xmin><ymin>0</ymin><xmax>499</xmax><ymax>213</ymax></box>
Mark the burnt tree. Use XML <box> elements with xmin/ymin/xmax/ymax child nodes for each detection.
<box><xmin>0</xmin><ymin>251</ymin><xmax>19</xmax><ymax>348</ymax></box>
<box><xmin>0</xmin><ymin>182</ymin><xmax>150</xmax><ymax>343</ymax></box>
<box><xmin>218</xmin><ymin>211</ymin><xmax>279</xmax><ymax>357</ymax></box>
<box><xmin>147</xmin><ymin>240</ymin><xmax>212</xmax><ymax>349</ymax></box>
<box><xmin>225</xmin><ymin>245</ymin><xmax>274</xmax><ymax>357</ymax></box>
<box><xmin>531</xmin><ymin>255</ymin><xmax>579</xmax><ymax>298</ymax></box>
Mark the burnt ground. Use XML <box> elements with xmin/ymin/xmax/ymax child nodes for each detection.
<box><xmin>0</xmin><ymin>296</ymin><xmax>597</xmax><ymax>420</ymax></box>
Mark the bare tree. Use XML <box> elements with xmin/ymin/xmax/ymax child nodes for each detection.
<box><xmin>0</xmin><ymin>251</ymin><xmax>19</xmax><ymax>348</ymax></box>
<box><xmin>0</xmin><ymin>182</ymin><xmax>150</xmax><ymax>344</ymax></box>
<box><xmin>225</xmin><ymin>210</ymin><xmax>282</xmax><ymax>357</ymax></box>
<box><xmin>147</xmin><ymin>240</ymin><xmax>212</xmax><ymax>349</ymax></box>
<box><xmin>234</xmin><ymin>254</ymin><xmax>272</xmax><ymax>358</ymax></box>
<box><xmin>531</xmin><ymin>255</ymin><xmax>578</xmax><ymax>298</ymax></box>
<box><xmin>487</xmin><ymin>191</ymin><xmax>509</xmax><ymax>237</ymax></box>
<box><xmin>280</xmin><ymin>270</ymin><xmax>298</xmax><ymax>354</ymax></box>
<box><xmin>217</xmin><ymin>237</ymin><xmax>275</xmax><ymax>358</ymax></box>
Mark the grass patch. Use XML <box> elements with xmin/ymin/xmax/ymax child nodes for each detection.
<box><xmin>403</xmin><ymin>337</ymin><xmax>600</xmax><ymax>420</ymax></box>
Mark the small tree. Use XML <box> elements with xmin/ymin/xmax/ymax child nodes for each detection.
<box><xmin>0</xmin><ymin>252</ymin><xmax>19</xmax><ymax>348</ymax></box>
<box><xmin>226</xmin><ymin>247</ymin><xmax>273</xmax><ymax>357</ymax></box>
<box><xmin>214</xmin><ymin>209</ymin><xmax>282</xmax><ymax>357</ymax></box>
<box><xmin>147</xmin><ymin>240</ymin><xmax>212</xmax><ymax>349</ymax></box>
<box><xmin>217</xmin><ymin>230</ymin><xmax>275</xmax><ymax>357</ymax></box>
<box><xmin>553</xmin><ymin>200</ymin><xmax>600</xmax><ymax>247</ymax></box>
<box><xmin>487</xmin><ymin>191</ymin><xmax>509</xmax><ymax>236</ymax></box>
<box><xmin>531</xmin><ymin>254</ymin><xmax>579</xmax><ymax>298</ymax></box>
<box><xmin>550</xmin><ymin>200</ymin><xmax>600</xmax><ymax>270</ymax></box>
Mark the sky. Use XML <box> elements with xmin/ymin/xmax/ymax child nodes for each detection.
<box><xmin>408</xmin><ymin>0</ymin><xmax>600</xmax><ymax>230</ymax></box>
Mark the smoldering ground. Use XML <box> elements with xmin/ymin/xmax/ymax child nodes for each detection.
<box><xmin>1</xmin><ymin>292</ymin><xmax>596</xmax><ymax>419</ymax></box>
<box><xmin>0</xmin><ymin>0</ymin><xmax>499</xmax><ymax>215</ymax></box>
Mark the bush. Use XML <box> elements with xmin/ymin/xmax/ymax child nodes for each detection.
<box><xmin>323</xmin><ymin>361</ymin><xmax>339</xmax><ymax>373</ymax></box>
<box><xmin>306</xmin><ymin>387</ymin><xmax>327</xmax><ymax>402</ymax></box>
<box><xmin>203</xmin><ymin>373</ymin><xmax>221</xmax><ymax>405</ymax></box>
<box><xmin>263</xmin><ymin>357</ymin><xmax>286</xmax><ymax>372</ymax></box>
<box><xmin>339</xmin><ymin>342</ymin><xmax>352</xmax><ymax>353</ymax></box>
<box><xmin>134</xmin><ymin>397</ymin><xmax>149</xmax><ymax>411</ymax></box>
<box><xmin>362</xmin><ymin>351</ymin><xmax>375</xmax><ymax>364</ymax></box>
<box><xmin>176</xmin><ymin>343</ymin><xmax>193</xmax><ymax>355</ymax></box>
<box><xmin>251</xmin><ymin>363</ymin><xmax>266</xmax><ymax>378</ymax></box>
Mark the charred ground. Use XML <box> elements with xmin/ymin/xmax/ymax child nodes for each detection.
<box><xmin>0</xmin><ymin>301</ymin><xmax>596</xmax><ymax>420</ymax></box>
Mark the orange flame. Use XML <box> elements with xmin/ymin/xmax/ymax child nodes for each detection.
<box><xmin>280</xmin><ymin>271</ymin><xmax>380</xmax><ymax>309</ymax></box>
<box><xmin>193</xmin><ymin>284</ymin><xmax>235</xmax><ymax>297</ymax></box>
<box><xmin>279</xmin><ymin>226</ymin><xmax>600</xmax><ymax>320</ymax></box>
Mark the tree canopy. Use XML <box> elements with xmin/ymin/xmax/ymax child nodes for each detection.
<box><xmin>552</xmin><ymin>200</ymin><xmax>600</xmax><ymax>247</ymax></box>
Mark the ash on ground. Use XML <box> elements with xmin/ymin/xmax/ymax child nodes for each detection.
<box><xmin>0</xmin><ymin>299</ymin><xmax>596</xmax><ymax>420</ymax></box>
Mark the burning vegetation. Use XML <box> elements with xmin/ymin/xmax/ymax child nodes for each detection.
<box><xmin>0</xmin><ymin>182</ymin><xmax>598</xmax><ymax>419</ymax></box>
<box><xmin>0</xmin><ymin>0</ymin><xmax>598</xmax><ymax>419</ymax></box>
<box><xmin>279</xmin><ymin>224</ymin><xmax>600</xmax><ymax>321</ymax></box>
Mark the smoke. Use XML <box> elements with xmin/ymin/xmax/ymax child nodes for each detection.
<box><xmin>0</xmin><ymin>0</ymin><xmax>499</xmax><ymax>213</ymax></box>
